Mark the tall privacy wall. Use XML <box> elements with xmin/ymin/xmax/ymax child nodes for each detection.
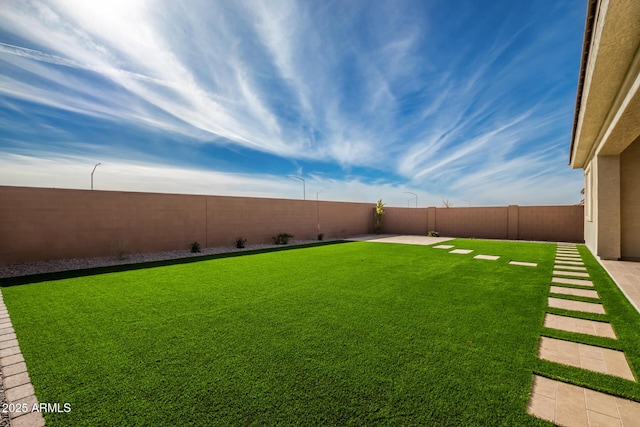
<box><xmin>0</xmin><ymin>186</ymin><xmax>583</xmax><ymax>265</ymax></box>
<box><xmin>382</xmin><ymin>205</ymin><xmax>584</xmax><ymax>242</ymax></box>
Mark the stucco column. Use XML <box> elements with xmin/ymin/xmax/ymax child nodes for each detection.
<box><xmin>596</xmin><ymin>155</ymin><xmax>621</xmax><ymax>260</ymax></box>
<box><xmin>427</xmin><ymin>207</ymin><xmax>436</xmax><ymax>232</ymax></box>
<box><xmin>507</xmin><ymin>205</ymin><xmax>519</xmax><ymax>240</ymax></box>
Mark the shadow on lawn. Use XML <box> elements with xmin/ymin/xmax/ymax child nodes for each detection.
<box><xmin>0</xmin><ymin>240</ymin><xmax>349</xmax><ymax>288</ymax></box>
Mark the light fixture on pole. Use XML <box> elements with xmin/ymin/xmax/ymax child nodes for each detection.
<box><xmin>403</xmin><ymin>191</ymin><xmax>417</xmax><ymax>207</ymax></box>
<box><xmin>287</xmin><ymin>175</ymin><xmax>306</xmax><ymax>200</ymax></box>
<box><xmin>91</xmin><ymin>163</ymin><xmax>101</xmax><ymax>190</ymax></box>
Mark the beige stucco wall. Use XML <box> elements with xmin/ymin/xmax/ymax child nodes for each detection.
<box><xmin>596</xmin><ymin>155</ymin><xmax>622</xmax><ymax>259</ymax></box>
<box><xmin>621</xmin><ymin>137</ymin><xmax>640</xmax><ymax>259</ymax></box>
<box><xmin>583</xmin><ymin>158</ymin><xmax>598</xmax><ymax>257</ymax></box>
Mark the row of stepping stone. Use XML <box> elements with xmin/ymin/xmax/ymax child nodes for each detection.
<box><xmin>431</xmin><ymin>244</ymin><xmax>537</xmax><ymax>267</ymax></box>
<box><xmin>527</xmin><ymin>243</ymin><xmax>640</xmax><ymax>426</ymax></box>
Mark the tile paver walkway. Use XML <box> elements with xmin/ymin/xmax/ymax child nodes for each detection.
<box><xmin>449</xmin><ymin>249</ymin><xmax>473</xmax><ymax>254</ymax></box>
<box><xmin>509</xmin><ymin>261</ymin><xmax>537</xmax><ymax>267</ymax></box>
<box><xmin>552</xmin><ymin>270</ymin><xmax>590</xmax><ymax>278</ymax></box>
<box><xmin>543</xmin><ymin>313</ymin><xmax>616</xmax><ymax>339</ymax></box>
<box><xmin>548</xmin><ymin>297</ymin><xmax>605</xmax><ymax>314</ymax></box>
<box><xmin>528</xmin><ymin>375</ymin><xmax>640</xmax><ymax>427</ymax></box>
<box><xmin>0</xmin><ymin>291</ymin><xmax>45</xmax><ymax>427</ymax></box>
<box><xmin>538</xmin><ymin>337</ymin><xmax>635</xmax><ymax>381</ymax></box>
<box><xmin>473</xmin><ymin>255</ymin><xmax>500</xmax><ymax>260</ymax></box>
<box><xmin>552</xmin><ymin>277</ymin><xmax>593</xmax><ymax>287</ymax></box>
<box><xmin>550</xmin><ymin>286</ymin><xmax>598</xmax><ymax>299</ymax></box>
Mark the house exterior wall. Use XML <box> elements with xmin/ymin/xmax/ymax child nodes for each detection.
<box><xmin>570</xmin><ymin>0</ymin><xmax>640</xmax><ymax>260</ymax></box>
<box><xmin>0</xmin><ymin>186</ymin><xmax>584</xmax><ymax>265</ymax></box>
<box><xmin>621</xmin><ymin>137</ymin><xmax>640</xmax><ymax>259</ymax></box>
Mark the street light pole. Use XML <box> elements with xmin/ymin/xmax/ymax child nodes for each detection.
<box><xmin>91</xmin><ymin>163</ymin><xmax>101</xmax><ymax>190</ymax></box>
<box><xmin>403</xmin><ymin>191</ymin><xmax>417</xmax><ymax>207</ymax></box>
<box><xmin>287</xmin><ymin>175</ymin><xmax>306</xmax><ymax>200</ymax></box>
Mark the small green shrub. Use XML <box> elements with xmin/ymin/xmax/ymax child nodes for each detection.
<box><xmin>428</xmin><ymin>231</ymin><xmax>439</xmax><ymax>237</ymax></box>
<box><xmin>236</xmin><ymin>237</ymin><xmax>247</xmax><ymax>248</ymax></box>
<box><xmin>190</xmin><ymin>242</ymin><xmax>201</xmax><ymax>253</ymax></box>
<box><xmin>272</xmin><ymin>233</ymin><xmax>294</xmax><ymax>245</ymax></box>
<box><xmin>317</xmin><ymin>233</ymin><xmax>324</xmax><ymax>241</ymax></box>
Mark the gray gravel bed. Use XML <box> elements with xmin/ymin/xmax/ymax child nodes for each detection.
<box><xmin>0</xmin><ymin>239</ymin><xmax>341</xmax><ymax>279</ymax></box>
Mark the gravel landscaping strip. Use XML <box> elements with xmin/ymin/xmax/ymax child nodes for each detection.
<box><xmin>0</xmin><ymin>239</ymin><xmax>341</xmax><ymax>279</ymax></box>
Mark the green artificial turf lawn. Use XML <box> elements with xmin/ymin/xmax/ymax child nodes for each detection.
<box><xmin>2</xmin><ymin>239</ymin><xmax>638</xmax><ymax>425</ymax></box>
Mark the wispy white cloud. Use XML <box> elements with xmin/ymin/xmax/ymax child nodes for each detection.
<box><xmin>0</xmin><ymin>0</ymin><xmax>585</xmax><ymax>205</ymax></box>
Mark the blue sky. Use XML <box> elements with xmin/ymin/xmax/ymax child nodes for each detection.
<box><xmin>0</xmin><ymin>0</ymin><xmax>586</xmax><ymax>207</ymax></box>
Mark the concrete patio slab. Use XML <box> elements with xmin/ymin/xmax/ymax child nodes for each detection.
<box><xmin>527</xmin><ymin>375</ymin><xmax>640</xmax><ymax>426</ymax></box>
<box><xmin>433</xmin><ymin>245</ymin><xmax>454</xmax><ymax>249</ymax></box>
<box><xmin>553</xmin><ymin>265</ymin><xmax>587</xmax><ymax>271</ymax></box>
<box><xmin>543</xmin><ymin>313</ymin><xmax>616</xmax><ymax>339</ymax></box>
<box><xmin>548</xmin><ymin>297</ymin><xmax>604</xmax><ymax>314</ymax></box>
<box><xmin>552</xmin><ymin>270</ymin><xmax>590</xmax><ymax>278</ymax></box>
<box><xmin>473</xmin><ymin>255</ymin><xmax>499</xmax><ymax>260</ymax></box>
<box><xmin>600</xmin><ymin>259</ymin><xmax>640</xmax><ymax>315</ymax></box>
<box><xmin>552</xmin><ymin>277</ymin><xmax>593</xmax><ymax>287</ymax></box>
<box><xmin>347</xmin><ymin>235</ymin><xmax>455</xmax><ymax>246</ymax></box>
<box><xmin>449</xmin><ymin>249</ymin><xmax>473</xmax><ymax>254</ymax></box>
<box><xmin>550</xmin><ymin>286</ymin><xmax>599</xmax><ymax>299</ymax></box>
<box><xmin>538</xmin><ymin>337</ymin><xmax>635</xmax><ymax>381</ymax></box>
<box><xmin>509</xmin><ymin>261</ymin><xmax>537</xmax><ymax>267</ymax></box>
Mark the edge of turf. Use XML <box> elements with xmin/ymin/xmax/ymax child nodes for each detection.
<box><xmin>0</xmin><ymin>240</ymin><xmax>349</xmax><ymax>287</ymax></box>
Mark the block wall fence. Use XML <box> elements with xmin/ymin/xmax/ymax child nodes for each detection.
<box><xmin>0</xmin><ymin>186</ymin><xmax>584</xmax><ymax>265</ymax></box>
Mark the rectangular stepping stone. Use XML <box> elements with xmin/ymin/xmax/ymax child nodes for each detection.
<box><xmin>555</xmin><ymin>260</ymin><xmax>584</xmax><ymax>266</ymax></box>
<box><xmin>550</xmin><ymin>286</ymin><xmax>598</xmax><ymax>299</ymax></box>
<box><xmin>449</xmin><ymin>249</ymin><xmax>473</xmax><ymax>254</ymax></box>
<box><xmin>433</xmin><ymin>245</ymin><xmax>454</xmax><ymax>249</ymax></box>
<box><xmin>548</xmin><ymin>297</ymin><xmax>604</xmax><ymax>314</ymax></box>
<box><xmin>527</xmin><ymin>375</ymin><xmax>640</xmax><ymax>426</ymax></box>
<box><xmin>537</xmin><ymin>337</ymin><xmax>635</xmax><ymax>381</ymax></box>
<box><xmin>473</xmin><ymin>255</ymin><xmax>499</xmax><ymax>260</ymax></box>
<box><xmin>555</xmin><ymin>254</ymin><xmax>581</xmax><ymax>258</ymax></box>
<box><xmin>553</xmin><ymin>265</ymin><xmax>587</xmax><ymax>271</ymax></box>
<box><xmin>552</xmin><ymin>270</ymin><xmax>590</xmax><ymax>278</ymax></box>
<box><xmin>543</xmin><ymin>313</ymin><xmax>616</xmax><ymax>339</ymax></box>
<box><xmin>552</xmin><ymin>277</ymin><xmax>593</xmax><ymax>287</ymax></box>
<box><xmin>509</xmin><ymin>261</ymin><xmax>537</xmax><ymax>267</ymax></box>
